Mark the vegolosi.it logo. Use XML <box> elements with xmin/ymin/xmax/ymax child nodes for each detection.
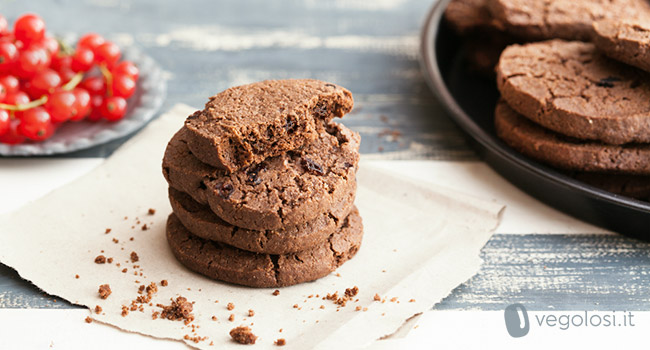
<box><xmin>504</xmin><ymin>304</ymin><xmax>530</xmax><ymax>337</ymax></box>
<box><xmin>504</xmin><ymin>304</ymin><xmax>636</xmax><ymax>337</ymax></box>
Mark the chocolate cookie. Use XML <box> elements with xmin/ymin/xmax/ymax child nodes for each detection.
<box><xmin>166</xmin><ymin>209</ymin><xmax>363</xmax><ymax>288</ymax></box>
<box><xmin>184</xmin><ymin>79</ymin><xmax>354</xmax><ymax>172</ymax></box>
<box><xmin>494</xmin><ymin>100</ymin><xmax>650</xmax><ymax>175</ymax></box>
<box><xmin>163</xmin><ymin>123</ymin><xmax>360</xmax><ymax>230</ymax></box>
<box><xmin>593</xmin><ymin>19</ymin><xmax>650</xmax><ymax>73</ymax></box>
<box><xmin>168</xmin><ymin>187</ymin><xmax>355</xmax><ymax>254</ymax></box>
<box><xmin>497</xmin><ymin>40</ymin><xmax>650</xmax><ymax>145</ymax></box>
<box><xmin>444</xmin><ymin>0</ymin><xmax>502</xmax><ymax>34</ymax></box>
<box><xmin>488</xmin><ymin>0</ymin><xmax>650</xmax><ymax>40</ymax></box>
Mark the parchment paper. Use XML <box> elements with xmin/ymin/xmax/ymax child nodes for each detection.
<box><xmin>0</xmin><ymin>104</ymin><xmax>503</xmax><ymax>349</ymax></box>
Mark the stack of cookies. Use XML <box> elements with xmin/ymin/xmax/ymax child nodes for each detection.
<box><xmin>162</xmin><ymin>80</ymin><xmax>363</xmax><ymax>287</ymax></box>
<box><xmin>445</xmin><ymin>0</ymin><xmax>650</xmax><ymax>201</ymax></box>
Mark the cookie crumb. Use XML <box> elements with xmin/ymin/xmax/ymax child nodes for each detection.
<box><xmin>228</xmin><ymin>314</ymin><xmax>235</xmax><ymax>322</ymax></box>
<box><xmin>157</xmin><ymin>296</ymin><xmax>194</xmax><ymax>323</ymax></box>
<box><xmin>227</xmin><ymin>302</ymin><xmax>235</xmax><ymax>310</ymax></box>
<box><xmin>94</xmin><ymin>255</ymin><xmax>106</xmax><ymax>264</ymax></box>
<box><xmin>292</xmin><ymin>304</ymin><xmax>298</xmax><ymax>309</ymax></box>
<box><xmin>409</xmin><ymin>299</ymin><xmax>416</xmax><ymax>302</ymax></box>
<box><xmin>212</xmin><ymin>316</ymin><xmax>217</xmax><ymax>321</ymax></box>
<box><xmin>275</xmin><ymin>338</ymin><xmax>286</xmax><ymax>346</ymax></box>
<box><xmin>75</xmin><ymin>274</ymin><xmax>79</xmax><ymax>279</ymax></box>
<box><xmin>319</xmin><ymin>305</ymin><xmax>325</xmax><ymax>309</ymax></box>
<box><xmin>95</xmin><ymin>305</ymin><xmax>102</xmax><ymax>314</ymax></box>
<box><xmin>130</xmin><ymin>251</ymin><xmax>139</xmax><ymax>262</ymax></box>
<box><xmin>229</xmin><ymin>326</ymin><xmax>257</xmax><ymax>345</ymax></box>
<box><xmin>148</xmin><ymin>208</ymin><xmax>156</xmax><ymax>215</ymax></box>
<box><xmin>373</xmin><ymin>294</ymin><xmax>381</xmax><ymax>301</ymax></box>
<box><xmin>390</xmin><ymin>297</ymin><xmax>398</xmax><ymax>302</ymax></box>
<box><xmin>105</xmin><ymin>228</ymin><xmax>112</xmax><ymax>234</ymax></box>
<box><xmin>141</xmin><ymin>224</ymin><xmax>148</xmax><ymax>231</ymax></box>
<box><xmin>345</xmin><ymin>286</ymin><xmax>359</xmax><ymax>298</ymax></box>
<box><xmin>98</xmin><ymin>284</ymin><xmax>111</xmax><ymax>299</ymax></box>
<box><xmin>85</xmin><ymin>317</ymin><xmax>92</xmax><ymax>323</ymax></box>
<box><xmin>161</xmin><ymin>280</ymin><xmax>168</xmax><ymax>286</ymax></box>
<box><xmin>122</xmin><ymin>268</ymin><xmax>127</xmax><ymax>273</ymax></box>
<box><xmin>272</xmin><ymin>289</ymin><xmax>280</xmax><ymax>296</ymax></box>
<box><xmin>248</xmin><ymin>309</ymin><xmax>255</xmax><ymax>317</ymax></box>
<box><xmin>107</xmin><ymin>257</ymin><xmax>113</xmax><ymax>264</ymax></box>
<box><xmin>129</xmin><ymin>237</ymin><xmax>134</xmax><ymax>241</ymax></box>
<box><xmin>112</xmin><ymin>238</ymin><xmax>119</xmax><ymax>244</ymax></box>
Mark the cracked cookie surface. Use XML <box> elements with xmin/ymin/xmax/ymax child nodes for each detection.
<box><xmin>163</xmin><ymin>123</ymin><xmax>359</xmax><ymax>231</ymax></box>
<box><xmin>488</xmin><ymin>0</ymin><xmax>650</xmax><ymax>40</ymax></box>
<box><xmin>168</xmin><ymin>187</ymin><xmax>355</xmax><ymax>255</ymax></box>
<box><xmin>593</xmin><ymin>19</ymin><xmax>650</xmax><ymax>73</ymax></box>
<box><xmin>497</xmin><ymin>39</ymin><xmax>650</xmax><ymax>145</ymax></box>
<box><xmin>445</xmin><ymin>0</ymin><xmax>502</xmax><ymax>34</ymax></box>
<box><xmin>494</xmin><ymin>100</ymin><xmax>650</xmax><ymax>175</ymax></box>
<box><xmin>165</xmin><ymin>209</ymin><xmax>363</xmax><ymax>288</ymax></box>
<box><xmin>184</xmin><ymin>79</ymin><xmax>353</xmax><ymax>172</ymax></box>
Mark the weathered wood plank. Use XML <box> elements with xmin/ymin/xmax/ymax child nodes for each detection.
<box><xmin>436</xmin><ymin>234</ymin><xmax>650</xmax><ymax>311</ymax></box>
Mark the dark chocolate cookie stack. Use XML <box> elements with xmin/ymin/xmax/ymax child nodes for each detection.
<box><xmin>445</xmin><ymin>0</ymin><xmax>650</xmax><ymax>201</ymax></box>
<box><xmin>162</xmin><ymin>79</ymin><xmax>363</xmax><ymax>287</ymax></box>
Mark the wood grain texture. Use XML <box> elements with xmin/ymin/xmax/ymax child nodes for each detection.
<box><xmin>436</xmin><ymin>234</ymin><xmax>650</xmax><ymax>311</ymax></box>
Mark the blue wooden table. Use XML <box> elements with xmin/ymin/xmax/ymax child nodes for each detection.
<box><xmin>1</xmin><ymin>0</ymin><xmax>649</xmax><ymax>315</ymax></box>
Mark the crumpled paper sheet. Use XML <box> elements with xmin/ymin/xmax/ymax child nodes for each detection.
<box><xmin>0</xmin><ymin>104</ymin><xmax>503</xmax><ymax>349</ymax></box>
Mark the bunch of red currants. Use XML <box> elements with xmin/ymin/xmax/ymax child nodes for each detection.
<box><xmin>0</xmin><ymin>13</ymin><xmax>139</xmax><ymax>144</ymax></box>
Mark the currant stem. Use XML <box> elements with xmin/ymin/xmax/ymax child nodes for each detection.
<box><xmin>99</xmin><ymin>64</ymin><xmax>113</xmax><ymax>97</ymax></box>
<box><xmin>56</xmin><ymin>37</ymin><xmax>75</xmax><ymax>56</ymax></box>
<box><xmin>62</xmin><ymin>72</ymin><xmax>84</xmax><ymax>91</ymax></box>
<box><xmin>0</xmin><ymin>95</ymin><xmax>48</xmax><ymax>111</ymax></box>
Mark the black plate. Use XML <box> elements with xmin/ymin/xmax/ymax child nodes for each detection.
<box><xmin>419</xmin><ymin>0</ymin><xmax>650</xmax><ymax>238</ymax></box>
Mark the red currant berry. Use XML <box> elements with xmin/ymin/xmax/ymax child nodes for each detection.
<box><xmin>0</xmin><ymin>82</ymin><xmax>6</xmax><ymax>102</ymax></box>
<box><xmin>88</xmin><ymin>95</ymin><xmax>104</xmax><ymax>122</ymax></box>
<box><xmin>0</xmin><ymin>108</ymin><xmax>9</xmax><ymax>135</ymax></box>
<box><xmin>112</xmin><ymin>61</ymin><xmax>139</xmax><ymax>81</ymax></box>
<box><xmin>77</xmin><ymin>33</ymin><xmax>105</xmax><ymax>51</ymax></box>
<box><xmin>69</xmin><ymin>88</ymin><xmax>91</xmax><ymax>121</ymax></box>
<box><xmin>0</xmin><ymin>119</ymin><xmax>26</xmax><ymax>144</ymax></box>
<box><xmin>80</xmin><ymin>76</ymin><xmax>106</xmax><ymax>96</ymax></box>
<box><xmin>50</xmin><ymin>54</ymin><xmax>71</xmax><ymax>71</ymax></box>
<box><xmin>5</xmin><ymin>90</ymin><xmax>30</xmax><ymax>119</ymax></box>
<box><xmin>71</xmin><ymin>47</ymin><xmax>94</xmax><ymax>72</ymax></box>
<box><xmin>0</xmin><ymin>15</ymin><xmax>9</xmax><ymax>37</ymax></box>
<box><xmin>0</xmin><ymin>75</ymin><xmax>19</xmax><ymax>94</ymax></box>
<box><xmin>100</xmin><ymin>96</ymin><xmax>127</xmax><ymax>121</ymax></box>
<box><xmin>110</xmin><ymin>74</ymin><xmax>136</xmax><ymax>98</ymax></box>
<box><xmin>27</xmin><ymin>68</ymin><xmax>61</xmax><ymax>98</ymax></box>
<box><xmin>14</xmin><ymin>14</ymin><xmax>46</xmax><ymax>45</ymax></box>
<box><xmin>4</xmin><ymin>90</ymin><xmax>30</xmax><ymax>107</ymax></box>
<box><xmin>45</xmin><ymin>90</ymin><xmax>77</xmax><ymax>122</ymax></box>
<box><xmin>94</xmin><ymin>41</ymin><xmax>120</xmax><ymax>67</ymax></box>
<box><xmin>0</xmin><ymin>41</ymin><xmax>18</xmax><ymax>72</ymax></box>
<box><xmin>40</xmin><ymin>35</ymin><xmax>59</xmax><ymax>56</ymax></box>
<box><xmin>58</xmin><ymin>66</ymin><xmax>76</xmax><ymax>84</ymax></box>
<box><xmin>16</xmin><ymin>47</ymin><xmax>50</xmax><ymax>78</ymax></box>
<box><xmin>18</xmin><ymin>106</ymin><xmax>54</xmax><ymax>141</ymax></box>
